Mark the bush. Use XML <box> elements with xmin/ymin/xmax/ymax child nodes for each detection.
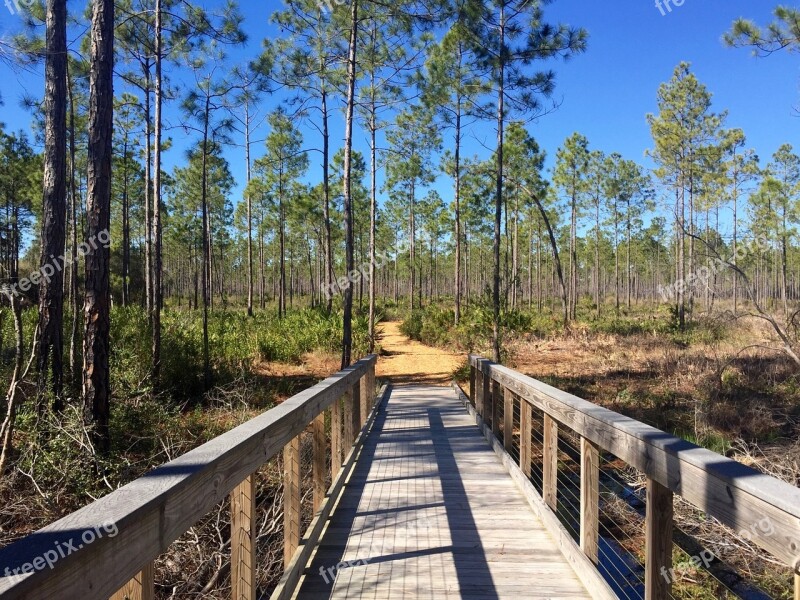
<box><xmin>401</xmin><ymin>303</ymin><xmax>562</xmax><ymax>352</ymax></box>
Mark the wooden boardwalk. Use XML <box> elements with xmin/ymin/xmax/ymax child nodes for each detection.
<box><xmin>292</xmin><ymin>385</ymin><xmax>592</xmax><ymax>599</ymax></box>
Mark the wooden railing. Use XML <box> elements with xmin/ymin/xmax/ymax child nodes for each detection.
<box><xmin>467</xmin><ymin>355</ymin><xmax>800</xmax><ymax>600</ymax></box>
<box><xmin>0</xmin><ymin>354</ymin><xmax>377</xmax><ymax>600</ymax></box>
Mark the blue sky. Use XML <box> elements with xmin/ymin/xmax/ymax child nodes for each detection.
<box><xmin>0</xmin><ymin>0</ymin><xmax>797</xmax><ymax>234</ymax></box>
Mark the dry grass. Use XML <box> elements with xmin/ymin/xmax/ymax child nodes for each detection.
<box><xmin>507</xmin><ymin>315</ymin><xmax>799</xmax><ymax>598</ymax></box>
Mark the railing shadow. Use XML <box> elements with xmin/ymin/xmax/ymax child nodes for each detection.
<box><xmin>427</xmin><ymin>406</ymin><xmax>500</xmax><ymax>599</ymax></box>
<box><xmin>292</xmin><ymin>388</ymin><xmax>500</xmax><ymax>598</ymax></box>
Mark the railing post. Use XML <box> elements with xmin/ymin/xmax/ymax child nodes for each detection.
<box><xmin>331</xmin><ymin>398</ymin><xmax>342</xmax><ymax>480</ymax></box>
<box><xmin>580</xmin><ymin>437</ymin><xmax>600</xmax><ymax>564</ymax></box>
<box><xmin>503</xmin><ymin>388</ymin><xmax>514</xmax><ymax>452</ymax></box>
<box><xmin>645</xmin><ymin>478</ymin><xmax>673</xmax><ymax>600</ymax></box>
<box><xmin>481</xmin><ymin>361</ymin><xmax>491</xmax><ymax>422</ymax></box>
<box><xmin>543</xmin><ymin>414</ymin><xmax>558</xmax><ymax>511</ymax></box>
<box><xmin>110</xmin><ymin>563</ymin><xmax>154</xmax><ymax>600</ymax></box>
<box><xmin>469</xmin><ymin>360</ymin><xmax>476</xmax><ymax>405</ymax></box>
<box><xmin>312</xmin><ymin>412</ymin><xmax>326</xmax><ymax>512</ymax></box>
<box><xmin>283</xmin><ymin>435</ymin><xmax>301</xmax><ymax>568</ymax></box>
<box><xmin>360</xmin><ymin>369</ymin><xmax>370</xmax><ymax>428</ymax></box>
<box><xmin>520</xmin><ymin>400</ymin><xmax>532</xmax><ymax>477</ymax></box>
<box><xmin>344</xmin><ymin>382</ymin><xmax>359</xmax><ymax>450</ymax></box>
<box><xmin>231</xmin><ymin>474</ymin><xmax>256</xmax><ymax>600</ymax></box>
<box><xmin>492</xmin><ymin>380</ymin><xmax>501</xmax><ymax>437</ymax></box>
<box><xmin>474</xmin><ymin>360</ymin><xmax>483</xmax><ymax>417</ymax></box>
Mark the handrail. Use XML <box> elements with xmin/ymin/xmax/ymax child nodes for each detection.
<box><xmin>468</xmin><ymin>354</ymin><xmax>800</xmax><ymax>600</ymax></box>
<box><xmin>0</xmin><ymin>354</ymin><xmax>377</xmax><ymax>600</ymax></box>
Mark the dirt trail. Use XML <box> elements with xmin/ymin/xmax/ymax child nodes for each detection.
<box><xmin>375</xmin><ymin>321</ymin><xmax>463</xmax><ymax>386</ymax></box>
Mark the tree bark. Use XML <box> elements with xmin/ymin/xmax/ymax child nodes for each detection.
<box><xmin>492</xmin><ymin>6</ymin><xmax>505</xmax><ymax>363</ymax></box>
<box><xmin>340</xmin><ymin>0</ymin><xmax>358</xmax><ymax>369</ymax></box>
<box><xmin>151</xmin><ymin>0</ymin><xmax>163</xmax><ymax>383</ymax></box>
<box><xmin>83</xmin><ymin>0</ymin><xmax>114</xmax><ymax>454</ymax></box>
<box><xmin>36</xmin><ymin>0</ymin><xmax>68</xmax><ymax>412</ymax></box>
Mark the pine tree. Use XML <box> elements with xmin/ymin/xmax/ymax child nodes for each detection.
<box><xmin>253</xmin><ymin>109</ymin><xmax>309</xmax><ymax>319</ymax></box>
<box><xmin>470</xmin><ymin>0</ymin><xmax>587</xmax><ymax>359</ymax></box>
<box><xmin>554</xmin><ymin>133</ymin><xmax>590</xmax><ymax>321</ymax></box>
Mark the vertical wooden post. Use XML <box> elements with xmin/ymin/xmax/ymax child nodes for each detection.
<box><xmin>344</xmin><ymin>382</ymin><xmax>360</xmax><ymax>450</ymax></box>
<box><xmin>580</xmin><ymin>437</ymin><xmax>600</xmax><ymax>564</ymax></box>
<box><xmin>370</xmin><ymin>365</ymin><xmax>376</xmax><ymax>411</ymax></box>
<box><xmin>283</xmin><ymin>436</ymin><xmax>301</xmax><ymax>568</ymax></box>
<box><xmin>520</xmin><ymin>401</ymin><xmax>532</xmax><ymax>477</ymax></box>
<box><xmin>312</xmin><ymin>412</ymin><xmax>326</xmax><ymax>512</ymax></box>
<box><xmin>331</xmin><ymin>399</ymin><xmax>342</xmax><ymax>480</ymax></box>
<box><xmin>543</xmin><ymin>414</ymin><xmax>558</xmax><ymax>511</ymax></box>
<box><xmin>481</xmin><ymin>362</ymin><xmax>491</xmax><ymax>422</ymax></box>
<box><xmin>231</xmin><ymin>474</ymin><xmax>256</xmax><ymax>600</ymax></box>
<box><xmin>475</xmin><ymin>361</ymin><xmax>484</xmax><ymax>417</ymax></box>
<box><xmin>491</xmin><ymin>380</ymin><xmax>501</xmax><ymax>437</ymax></box>
<box><xmin>360</xmin><ymin>371</ymin><xmax>370</xmax><ymax>428</ymax></box>
<box><xmin>469</xmin><ymin>362</ymin><xmax>476</xmax><ymax>405</ymax></box>
<box><xmin>794</xmin><ymin>573</ymin><xmax>799</xmax><ymax>600</ymax></box>
<box><xmin>645</xmin><ymin>478</ymin><xmax>673</xmax><ymax>600</ymax></box>
<box><xmin>110</xmin><ymin>563</ymin><xmax>154</xmax><ymax>600</ymax></box>
<box><xmin>503</xmin><ymin>387</ymin><xmax>514</xmax><ymax>452</ymax></box>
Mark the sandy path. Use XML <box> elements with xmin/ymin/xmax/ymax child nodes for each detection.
<box><xmin>375</xmin><ymin>321</ymin><xmax>463</xmax><ymax>386</ymax></box>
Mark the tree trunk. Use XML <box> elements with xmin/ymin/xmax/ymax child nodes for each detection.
<box><xmin>368</xmin><ymin>112</ymin><xmax>377</xmax><ymax>352</ymax></box>
<box><xmin>340</xmin><ymin>0</ymin><xmax>358</xmax><ymax>368</ymax></box>
<box><xmin>151</xmin><ymin>0</ymin><xmax>163</xmax><ymax>384</ymax></box>
<box><xmin>245</xmin><ymin>103</ymin><xmax>253</xmax><ymax>317</ymax></box>
<box><xmin>67</xmin><ymin>60</ymin><xmax>80</xmax><ymax>390</ymax></box>
<box><xmin>454</xmin><ymin>104</ymin><xmax>462</xmax><ymax>326</ymax></box>
<box><xmin>321</xmin><ymin>88</ymin><xmax>334</xmax><ymax>313</ymax></box>
<box><xmin>36</xmin><ymin>0</ymin><xmax>67</xmax><ymax>412</ymax></box>
<box><xmin>492</xmin><ymin>7</ymin><xmax>505</xmax><ymax>363</ymax></box>
<box><xmin>83</xmin><ymin>0</ymin><xmax>114</xmax><ymax>454</ymax></box>
<box><xmin>201</xmin><ymin>98</ymin><xmax>211</xmax><ymax>388</ymax></box>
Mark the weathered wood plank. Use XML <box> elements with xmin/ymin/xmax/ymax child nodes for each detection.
<box><xmin>269</xmin><ymin>384</ymin><xmax>390</xmax><ymax>600</ymax></box>
<box><xmin>476</xmin><ymin>360</ymin><xmax>485</xmax><ymax>418</ymax></box>
<box><xmin>312</xmin><ymin>413</ymin><xmax>326</xmax><ymax>512</ymax></box>
<box><xmin>344</xmin><ymin>381</ymin><xmax>360</xmax><ymax>451</ymax></box>
<box><xmin>469</xmin><ymin>355</ymin><xmax>800</xmax><ymax>568</ymax></box>
<box><xmin>645</xmin><ymin>478</ymin><xmax>673</xmax><ymax>600</ymax></box>
<box><xmin>293</xmin><ymin>385</ymin><xmax>595</xmax><ymax>600</ymax></box>
<box><xmin>543</xmin><ymin>414</ymin><xmax>558</xmax><ymax>511</ymax></box>
<box><xmin>520</xmin><ymin>401</ymin><xmax>532</xmax><ymax>477</ymax></box>
<box><xmin>109</xmin><ymin>563</ymin><xmax>153</xmax><ymax>600</ymax></box>
<box><xmin>331</xmin><ymin>397</ymin><xmax>342</xmax><ymax>481</ymax></box>
<box><xmin>284</xmin><ymin>436</ymin><xmax>301</xmax><ymax>568</ymax></box>
<box><xmin>0</xmin><ymin>355</ymin><xmax>376</xmax><ymax>600</ymax></box>
<box><xmin>231</xmin><ymin>474</ymin><xmax>256</xmax><ymax>600</ymax></box>
<box><xmin>504</xmin><ymin>387</ymin><xmax>514</xmax><ymax>452</ymax></box>
<box><xmin>580</xmin><ymin>437</ymin><xmax>599</xmax><ymax>565</ymax></box>
<box><xmin>359</xmin><ymin>371</ymin><xmax>370</xmax><ymax>428</ymax></box>
<box><xmin>492</xmin><ymin>380</ymin><xmax>501</xmax><ymax>437</ymax></box>
<box><xmin>455</xmin><ymin>383</ymin><xmax>617</xmax><ymax>600</ymax></box>
<box><xmin>470</xmin><ymin>365</ymin><xmax>476</xmax><ymax>405</ymax></box>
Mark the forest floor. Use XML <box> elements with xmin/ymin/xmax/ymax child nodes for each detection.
<box><xmin>374</xmin><ymin>320</ymin><xmax>462</xmax><ymax>385</ymax></box>
<box><xmin>507</xmin><ymin>318</ymin><xmax>800</xmax><ymax>452</ymax></box>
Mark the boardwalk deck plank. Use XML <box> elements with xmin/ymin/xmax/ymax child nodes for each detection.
<box><xmin>292</xmin><ymin>385</ymin><xmax>592</xmax><ymax>600</ymax></box>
